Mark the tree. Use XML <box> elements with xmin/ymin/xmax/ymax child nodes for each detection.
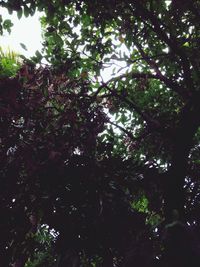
<box><xmin>1</xmin><ymin>0</ymin><xmax>200</xmax><ymax>266</ymax></box>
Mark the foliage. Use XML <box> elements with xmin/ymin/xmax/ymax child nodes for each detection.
<box><xmin>0</xmin><ymin>47</ymin><xmax>21</xmax><ymax>77</ymax></box>
<box><xmin>24</xmin><ymin>225</ymin><xmax>57</xmax><ymax>267</ymax></box>
<box><xmin>1</xmin><ymin>1</ymin><xmax>200</xmax><ymax>267</ymax></box>
<box><xmin>0</xmin><ymin>15</ymin><xmax>13</xmax><ymax>34</ymax></box>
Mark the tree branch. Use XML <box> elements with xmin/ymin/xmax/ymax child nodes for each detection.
<box><xmin>108</xmin><ymin>70</ymin><xmax>187</xmax><ymax>99</ymax></box>
<box><xmin>134</xmin><ymin>41</ymin><xmax>188</xmax><ymax>99</ymax></box>
<box><xmin>129</xmin><ymin>2</ymin><xmax>194</xmax><ymax>93</ymax></box>
<box><xmin>101</xmin><ymin>81</ymin><xmax>161</xmax><ymax>130</ymax></box>
<box><xmin>107</xmin><ymin>120</ymin><xmax>134</xmax><ymax>139</ymax></box>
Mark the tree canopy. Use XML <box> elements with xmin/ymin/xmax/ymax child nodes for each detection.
<box><xmin>1</xmin><ymin>1</ymin><xmax>200</xmax><ymax>266</ymax></box>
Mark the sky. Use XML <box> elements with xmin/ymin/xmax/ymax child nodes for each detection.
<box><xmin>0</xmin><ymin>7</ymin><xmax>43</xmax><ymax>57</ymax></box>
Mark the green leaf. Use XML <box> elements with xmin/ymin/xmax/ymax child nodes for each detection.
<box><xmin>30</xmin><ymin>50</ymin><xmax>43</xmax><ymax>64</ymax></box>
<box><xmin>35</xmin><ymin>50</ymin><xmax>43</xmax><ymax>61</ymax></box>
<box><xmin>7</xmin><ymin>8</ymin><xmax>13</xmax><ymax>15</ymax></box>
<box><xmin>82</xmin><ymin>14</ymin><xmax>91</xmax><ymax>27</ymax></box>
<box><xmin>29</xmin><ymin>6</ymin><xmax>36</xmax><ymax>16</ymax></box>
<box><xmin>20</xmin><ymin>43</ymin><xmax>28</xmax><ymax>51</ymax></box>
<box><xmin>183</xmin><ymin>42</ymin><xmax>189</xmax><ymax>47</ymax></box>
<box><xmin>24</xmin><ymin>5</ymin><xmax>30</xmax><ymax>17</ymax></box>
<box><xmin>131</xmin><ymin>194</ymin><xmax>149</xmax><ymax>213</ymax></box>
<box><xmin>17</xmin><ymin>9</ymin><xmax>23</xmax><ymax>19</ymax></box>
<box><xmin>53</xmin><ymin>34</ymin><xmax>64</xmax><ymax>46</ymax></box>
<box><xmin>2</xmin><ymin>19</ymin><xmax>13</xmax><ymax>34</ymax></box>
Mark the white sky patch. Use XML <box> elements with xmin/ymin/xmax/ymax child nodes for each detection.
<box><xmin>165</xmin><ymin>1</ymin><xmax>172</xmax><ymax>8</ymax></box>
<box><xmin>0</xmin><ymin>7</ymin><xmax>43</xmax><ymax>57</ymax></box>
<box><xmin>101</xmin><ymin>42</ymin><xmax>131</xmax><ymax>82</ymax></box>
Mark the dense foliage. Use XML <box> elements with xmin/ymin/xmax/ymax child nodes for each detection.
<box><xmin>1</xmin><ymin>1</ymin><xmax>200</xmax><ymax>266</ymax></box>
<box><xmin>0</xmin><ymin>47</ymin><xmax>21</xmax><ymax>77</ymax></box>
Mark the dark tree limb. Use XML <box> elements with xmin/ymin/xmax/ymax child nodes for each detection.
<box><xmin>164</xmin><ymin>93</ymin><xmax>200</xmax><ymax>222</ymax></box>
